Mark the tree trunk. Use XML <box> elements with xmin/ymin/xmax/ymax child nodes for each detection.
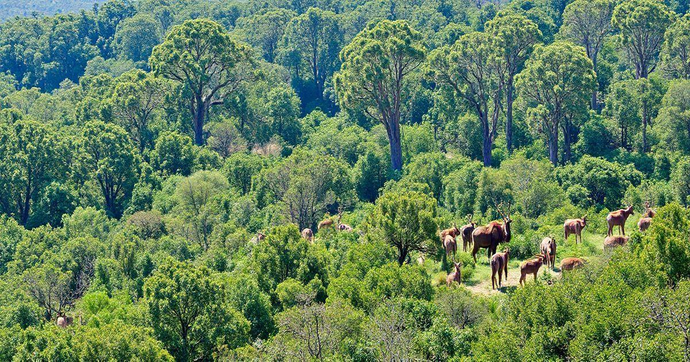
<box><xmin>506</xmin><ymin>76</ymin><xmax>514</xmax><ymax>153</ymax></box>
<box><xmin>642</xmin><ymin>105</ymin><xmax>649</xmax><ymax>152</ymax></box>
<box><xmin>482</xmin><ymin>114</ymin><xmax>492</xmax><ymax>167</ymax></box>
<box><xmin>591</xmin><ymin>55</ymin><xmax>598</xmax><ymax>111</ymax></box>
<box><xmin>193</xmin><ymin>97</ymin><xmax>205</xmax><ymax>146</ymax></box>
<box><xmin>388</xmin><ymin>125</ymin><xmax>403</xmax><ymax>172</ymax></box>
<box><xmin>548</xmin><ymin>133</ymin><xmax>558</xmax><ymax>166</ymax></box>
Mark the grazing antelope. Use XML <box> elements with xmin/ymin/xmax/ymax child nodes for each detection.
<box><xmin>519</xmin><ymin>254</ymin><xmax>545</xmax><ymax>286</ymax></box>
<box><xmin>56</xmin><ymin>312</ymin><xmax>73</xmax><ymax>328</ymax></box>
<box><xmin>564</xmin><ymin>216</ymin><xmax>587</xmax><ymax>244</ymax></box>
<box><xmin>301</xmin><ymin>228</ymin><xmax>314</xmax><ymax>242</ymax></box>
<box><xmin>471</xmin><ymin>202</ymin><xmax>512</xmax><ymax>263</ymax></box>
<box><xmin>460</xmin><ymin>214</ymin><xmax>476</xmax><ymax>252</ymax></box>
<box><xmin>446</xmin><ymin>261</ymin><xmax>462</xmax><ymax>287</ymax></box>
<box><xmin>490</xmin><ymin>248</ymin><xmax>510</xmax><ymax>290</ymax></box>
<box><xmin>440</xmin><ymin>223</ymin><xmax>461</xmax><ymax>241</ymax></box>
<box><xmin>318</xmin><ymin>217</ymin><xmax>334</xmax><ymax>230</ymax></box>
<box><xmin>604</xmin><ymin>235</ymin><xmax>629</xmax><ymax>251</ymax></box>
<box><xmin>443</xmin><ymin>234</ymin><xmax>457</xmax><ymax>257</ymax></box>
<box><xmin>560</xmin><ymin>257</ymin><xmax>585</xmax><ymax>271</ymax></box>
<box><xmin>540</xmin><ymin>236</ymin><xmax>557</xmax><ymax>270</ymax></box>
<box><xmin>607</xmin><ymin>205</ymin><xmax>634</xmax><ymax>236</ymax></box>
<box><xmin>638</xmin><ymin>201</ymin><xmax>655</xmax><ymax>232</ymax></box>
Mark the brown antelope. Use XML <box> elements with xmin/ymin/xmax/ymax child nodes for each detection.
<box><xmin>459</xmin><ymin>214</ymin><xmax>476</xmax><ymax>252</ymax></box>
<box><xmin>607</xmin><ymin>205</ymin><xmax>634</xmax><ymax>236</ymax></box>
<box><xmin>490</xmin><ymin>248</ymin><xmax>510</xmax><ymax>290</ymax></box>
<box><xmin>560</xmin><ymin>257</ymin><xmax>585</xmax><ymax>271</ymax></box>
<box><xmin>540</xmin><ymin>236</ymin><xmax>557</xmax><ymax>270</ymax></box>
<box><xmin>301</xmin><ymin>228</ymin><xmax>314</xmax><ymax>242</ymax></box>
<box><xmin>318</xmin><ymin>217</ymin><xmax>334</xmax><ymax>230</ymax></box>
<box><xmin>519</xmin><ymin>254</ymin><xmax>545</xmax><ymax>286</ymax></box>
<box><xmin>638</xmin><ymin>201</ymin><xmax>655</xmax><ymax>232</ymax></box>
<box><xmin>335</xmin><ymin>207</ymin><xmax>353</xmax><ymax>232</ymax></box>
<box><xmin>446</xmin><ymin>261</ymin><xmax>462</xmax><ymax>287</ymax></box>
<box><xmin>56</xmin><ymin>312</ymin><xmax>74</xmax><ymax>328</ymax></box>
<box><xmin>443</xmin><ymin>234</ymin><xmax>457</xmax><ymax>257</ymax></box>
<box><xmin>440</xmin><ymin>223</ymin><xmax>461</xmax><ymax>241</ymax></box>
<box><xmin>604</xmin><ymin>235</ymin><xmax>629</xmax><ymax>251</ymax></box>
<box><xmin>471</xmin><ymin>202</ymin><xmax>512</xmax><ymax>263</ymax></box>
<box><xmin>564</xmin><ymin>215</ymin><xmax>587</xmax><ymax>244</ymax></box>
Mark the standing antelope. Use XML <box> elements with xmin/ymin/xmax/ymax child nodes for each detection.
<box><xmin>443</xmin><ymin>234</ymin><xmax>457</xmax><ymax>258</ymax></box>
<box><xmin>318</xmin><ymin>217</ymin><xmax>334</xmax><ymax>230</ymax></box>
<box><xmin>471</xmin><ymin>202</ymin><xmax>512</xmax><ymax>263</ymax></box>
<box><xmin>56</xmin><ymin>312</ymin><xmax>74</xmax><ymax>328</ymax></box>
<box><xmin>336</xmin><ymin>207</ymin><xmax>353</xmax><ymax>232</ymax></box>
<box><xmin>564</xmin><ymin>216</ymin><xmax>587</xmax><ymax>244</ymax></box>
<box><xmin>460</xmin><ymin>214</ymin><xmax>476</xmax><ymax>252</ymax></box>
<box><xmin>638</xmin><ymin>201</ymin><xmax>655</xmax><ymax>232</ymax></box>
<box><xmin>519</xmin><ymin>254</ymin><xmax>545</xmax><ymax>286</ymax></box>
<box><xmin>607</xmin><ymin>205</ymin><xmax>634</xmax><ymax>236</ymax></box>
<box><xmin>540</xmin><ymin>237</ymin><xmax>557</xmax><ymax>270</ymax></box>
<box><xmin>440</xmin><ymin>223</ymin><xmax>461</xmax><ymax>241</ymax></box>
<box><xmin>490</xmin><ymin>248</ymin><xmax>510</xmax><ymax>290</ymax></box>
<box><xmin>446</xmin><ymin>261</ymin><xmax>462</xmax><ymax>287</ymax></box>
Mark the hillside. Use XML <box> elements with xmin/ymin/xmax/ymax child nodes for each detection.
<box><xmin>0</xmin><ymin>0</ymin><xmax>690</xmax><ymax>360</ymax></box>
<box><xmin>0</xmin><ymin>0</ymin><xmax>106</xmax><ymax>20</ymax></box>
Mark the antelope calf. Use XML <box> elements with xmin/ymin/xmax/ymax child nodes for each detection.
<box><xmin>446</xmin><ymin>262</ymin><xmax>462</xmax><ymax>287</ymax></box>
<box><xmin>519</xmin><ymin>254</ymin><xmax>545</xmax><ymax>286</ymax></box>
<box><xmin>607</xmin><ymin>205</ymin><xmax>634</xmax><ymax>236</ymax></box>
<box><xmin>638</xmin><ymin>201</ymin><xmax>655</xmax><ymax>232</ymax></box>
<box><xmin>490</xmin><ymin>249</ymin><xmax>510</xmax><ymax>290</ymax></box>
<box><xmin>604</xmin><ymin>235</ymin><xmax>629</xmax><ymax>251</ymax></box>
<box><xmin>560</xmin><ymin>257</ymin><xmax>585</xmax><ymax>271</ymax></box>
<box><xmin>564</xmin><ymin>216</ymin><xmax>587</xmax><ymax>244</ymax></box>
<box><xmin>540</xmin><ymin>237</ymin><xmax>557</xmax><ymax>270</ymax></box>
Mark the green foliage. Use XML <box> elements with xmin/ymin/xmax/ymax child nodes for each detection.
<box><xmin>144</xmin><ymin>258</ymin><xmax>250</xmax><ymax>361</ymax></box>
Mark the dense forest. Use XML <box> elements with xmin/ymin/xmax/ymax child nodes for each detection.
<box><xmin>1</xmin><ymin>0</ymin><xmax>690</xmax><ymax>360</ymax></box>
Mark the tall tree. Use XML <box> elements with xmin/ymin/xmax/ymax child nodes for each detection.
<box><xmin>0</xmin><ymin>120</ymin><xmax>68</xmax><ymax>226</ymax></box>
<box><xmin>612</xmin><ymin>0</ymin><xmax>674</xmax><ymax>79</ymax></box>
<box><xmin>486</xmin><ymin>13</ymin><xmax>541</xmax><ymax>153</ymax></box>
<box><xmin>78</xmin><ymin>121</ymin><xmax>137</xmax><ymax>218</ymax></box>
<box><xmin>661</xmin><ymin>14</ymin><xmax>690</xmax><ymax>79</ymax></box>
<box><xmin>235</xmin><ymin>9</ymin><xmax>295</xmax><ymax>63</ymax></box>
<box><xmin>428</xmin><ymin>32</ymin><xmax>505</xmax><ymax>166</ymax></box>
<box><xmin>111</xmin><ymin>70</ymin><xmax>169</xmax><ymax>153</ymax></box>
<box><xmin>281</xmin><ymin>7</ymin><xmax>344</xmax><ymax>103</ymax></box>
<box><xmin>516</xmin><ymin>41</ymin><xmax>596</xmax><ymax>165</ymax></box>
<box><xmin>561</xmin><ymin>0</ymin><xmax>614</xmax><ymax>109</ymax></box>
<box><xmin>150</xmin><ymin>19</ymin><xmax>253</xmax><ymax>145</ymax></box>
<box><xmin>334</xmin><ymin>20</ymin><xmax>426</xmax><ymax>172</ymax></box>
<box><xmin>367</xmin><ymin>190</ymin><xmax>438</xmax><ymax>265</ymax></box>
<box><xmin>606</xmin><ymin>77</ymin><xmax>664</xmax><ymax>152</ymax></box>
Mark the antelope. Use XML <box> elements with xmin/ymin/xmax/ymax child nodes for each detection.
<box><xmin>446</xmin><ymin>261</ymin><xmax>462</xmax><ymax>287</ymax></box>
<box><xmin>443</xmin><ymin>234</ymin><xmax>457</xmax><ymax>257</ymax></box>
<box><xmin>460</xmin><ymin>214</ymin><xmax>476</xmax><ymax>252</ymax></box>
<box><xmin>607</xmin><ymin>205</ymin><xmax>634</xmax><ymax>236</ymax></box>
<box><xmin>471</xmin><ymin>202</ymin><xmax>512</xmax><ymax>263</ymax></box>
<box><xmin>519</xmin><ymin>254</ymin><xmax>545</xmax><ymax>286</ymax></box>
<box><xmin>604</xmin><ymin>235</ymin><xmax>629</xmax><ymax>251</ymax></box>
<box><xmin>564</xmin><ymin>215</ymin><xmax>587</xmax><ymax>244</ymax></box>
<box><xmin>540</xmin><ymin>236</ymin><xmax>557</xmax><ymax>270</ymax></box>
<box><xmin>638</xmin><ymin>201</ymin><xmax>655</xmax><ymax>232</ymax></box>
<box><xmin>56</xmin><ymin>312</ymin><xmax>74</xmax><ymax>328</ymax></box>
<box><xmin>490</xmin><ymin>248</ymin><xmax>510</xmax><ymax>290</ymax></box>
<box><xmin>301</xmin><ymin>228</ymin><xmax>314</xmax><ymax>242</ymax></box>
<box><xmin>250</xmin><ymin>232</ymin><xmax>266</xmax><ymax>244</ymax></box>
<box><xmin>560</xmin><ymin>257</ymin><xmax>585</xmax><ymax>271</ymax></box>
<box><xmin>440</xmin><ymin>223</ymin><xmax>461</xmax><ymax>241</ymax></box>
<box><xmin>336</xmin><ymin>207</ymin><xmax>353</xmax><ymax>232</ymax></box>
<box><xmin>318</xmin><ymin>217</ymin><xmax>334</xmax><ymax>230</ymax></box>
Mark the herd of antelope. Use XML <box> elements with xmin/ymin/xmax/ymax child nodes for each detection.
<box><xmin>440</xmin><ymin>201</ymin><xmax>657</xmax><ymax>289</ymax></box>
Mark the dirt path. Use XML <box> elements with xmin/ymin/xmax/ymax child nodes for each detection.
<box><xmin>464</xmin><ymin>265</ymin><xmax>563</xmax><ymax>296</ymax></box>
